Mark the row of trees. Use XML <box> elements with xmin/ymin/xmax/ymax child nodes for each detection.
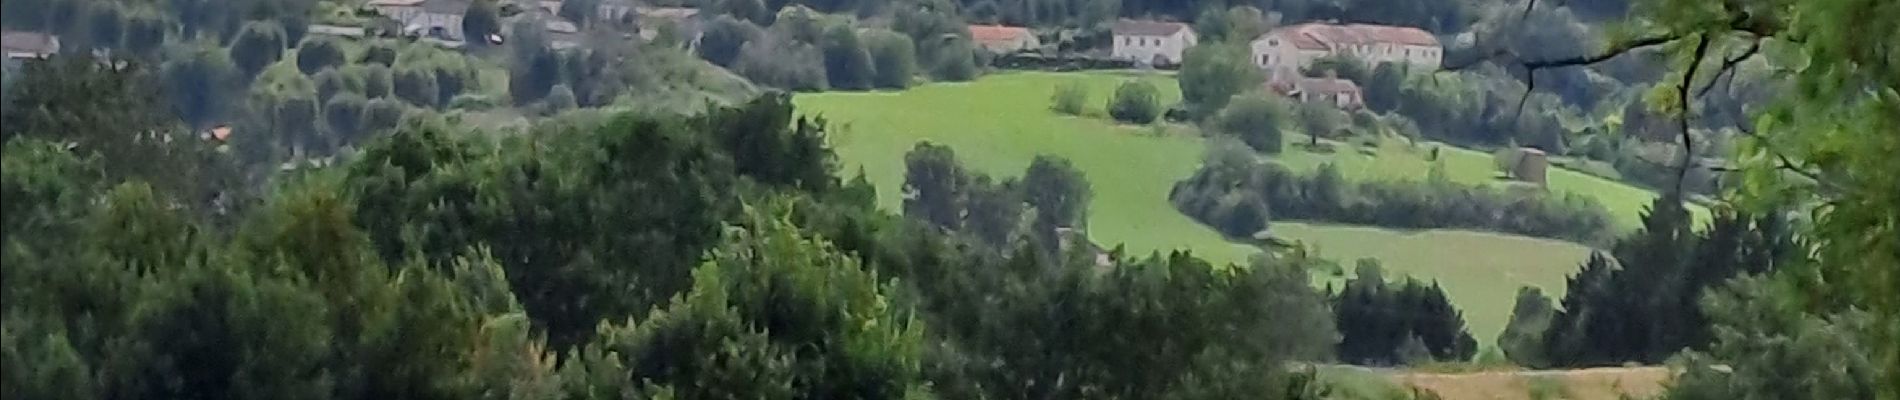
<box><xmin>1171</xmin><ymin>143</ymin><xmax>1618</xmax><ymax>244</ymax></box>
<box><xmin>1333</xmin><ymin>260</ymin><xmax>1478</xmax><ymax>366</ymax></box>
<box><xmin>1496</xmin><ymin>197</ymin><xmax>1795</xmax><ymax>368</ymax></box>
<box><xmin>698</xmin><ymin>5</ymin><xmax>973</xmax><ymax>91</ymax></box>
<box><xmin>901</xmin><ymin>142</ymin><xmax>1092</xmax><ymax>256</ymax></box>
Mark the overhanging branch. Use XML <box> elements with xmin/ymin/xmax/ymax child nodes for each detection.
<box><xmin>1673</xmin><ymin>35</ymin><xmax>1711</xmax><ymax>196</ymax></box>
<box><xmin>1697</xmin><ymin>38</ymin><xmax>1762</xmax><ymax>98</ymax></box>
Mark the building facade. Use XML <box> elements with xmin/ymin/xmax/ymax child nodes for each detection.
<box><xmin>372</xmin><ymin>0</ymin><xmax>469</xmax><ymax>41</ymax></box>
<box><xmin>968</xmin><ymin>25</ymin><xmax>1038</xmax><ymax>53</ymax></box>
<box><xmin>1249</xmin><ymin>23</ymin><xmax>1441</xmax><ymax>77</ymax></box>
<box><xmin>1110</xmin><ymin>20</ymin><xmax>1195</xmax><ymax>66</ymax></box>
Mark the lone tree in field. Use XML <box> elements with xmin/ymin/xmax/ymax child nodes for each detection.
<box><xmin>1177</xmin><ymin>43</ymin><xmax>1262</xmax><ymax>117</ymax></box>
<box><xmin>1050</xmin><ymin>81</ymin><xmax>1087</xmax><ymax>116</ymax></box>
<box><xmin>1107</xmin><ymin>80</ymin><xmax>1161</xmax><ymax>124</ymax></box>
<box><xmin>1213</xmin><ymin>93</ymin><xmax>1293</xmax><ymax>154</ymax></box>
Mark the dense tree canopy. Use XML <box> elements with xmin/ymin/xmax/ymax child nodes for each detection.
<box><xmin>1540</xmin><ymin>198</ymin><xmax>1792</xmax><ymax>367</ymax></box>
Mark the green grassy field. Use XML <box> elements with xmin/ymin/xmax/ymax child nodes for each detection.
<box><xmin>1281</xmin><ymin>222</ymin><xmax>1595</xmax><ymax>342</ymax></box>
<box><xmin>799</xmin><ymin>71</ymin><xmax>1263</xmax><ymax>267</ymax></box>
<box><xmin>795</xmin><ymin>71</ymin><xmax>1681</xmax><ymax>343</ymax></box>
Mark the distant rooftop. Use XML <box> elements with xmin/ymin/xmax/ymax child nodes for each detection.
<box><xmin>1112</xmin><ymin>20</ymin><xmax>1189</xmax><ymax>37</ymax></box>
<box><xmin>1272</xmin><ymin>23</ymin><xmax>1439</xmax><ymax>49</ymax></box>
<box><xmin>967</xmin><ymin>24</ymin><xmax>1031</xmax><ymax>43</ymax></box>
<box><xmin>2</xmin><ymin>31</ymin><xmax>60</xmax><ymax>58</ymax></box>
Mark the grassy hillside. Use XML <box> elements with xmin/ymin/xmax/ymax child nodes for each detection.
<box><xmin>795</xmin><ymin>71</ymin><xmax>1684</xmax><ymax>342</ymax></box>
<box><xmin>1281</xmin><ymin>222</ymin><xmax>1595</xmax><ymax>341</ymax></box>
<box><xmin>799</xmin><ymin>71</ymin><xmax>1264</xmax><ymax>267</ymax></box>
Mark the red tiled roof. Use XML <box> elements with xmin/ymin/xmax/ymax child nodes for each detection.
<box><xmin>1112</xmin><ymin>20</ymin><xmax>1188</xmax><ymax>36</ymax></box>
<box><xmin>1298</xmin><ymin>77</ymin><xmax>1361</xmax><ymax>95</ymax></box>
<box><xmin>1268</xmin><ymin>28</ymin><xmax>1328</xmax><ymax>50</ymax></box>
<box><xmin>1345</xmin><ymin>24</ymin><xmax>1438</xmax><ymax>47</ymax></box>
<box><xmin>968</xmin><ymin>25</ymin><xmax>1031</xmax><ymax>44</ymax></box>
<box><xmin>1271</xmin><ymin>23</ymin><xmax>1439</xmax><ymax>50</ymax></box>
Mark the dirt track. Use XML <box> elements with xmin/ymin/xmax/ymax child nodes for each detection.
<box><xmin>1391</xmin><ymin>367</ymin><xmax>1672</xmax><ymax>400</ymax></box>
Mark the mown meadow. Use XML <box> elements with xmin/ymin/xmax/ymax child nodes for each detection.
<box><xmin>795</xmin><ymin>70</ymin><xmax>1696</xmax><ymax>341</ymax></box>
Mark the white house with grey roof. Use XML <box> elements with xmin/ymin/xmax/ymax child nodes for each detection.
<box><xmin>1110</xmin><ymin>20</ymin><xmax>1195</xmax><ymax>66</ymax></box>
<box><xmin>1250</xmin><ymin>23</ymin><xmax>1442</xmax><ymax>80</ymax></box>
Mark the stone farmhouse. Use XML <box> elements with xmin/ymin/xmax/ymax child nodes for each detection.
<box><xmin>1250</xmin><ymin>22</ymin><xmax>1441</xmax><ymax>80</ymax></box>
<box><xmin>1269</xmin><ymin>75</ymin><xmax>1365</xmax><ymax>109</ymax></box>
<box><xmin>968</xmin><ymin>25</ymin><xmax>1038</xmax><ymax>53</ymax></box>
<box><xmin>1110</xmin><ymin>20</ymin><xmax>1195</xmax><ymax>66</ymax></box>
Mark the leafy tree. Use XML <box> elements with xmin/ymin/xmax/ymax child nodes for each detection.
<box><xmin>717</xmin><ymin>0</ymin><xmax>770</xmax><ymax>24</ymax></box>
<box><xmin>1666</xmin><ymin>276</ymin><xmax>1882</xmax><ymax>400</ymax></box>
<box><xmin>1177</xmin><ymin>43</ymin><xmax>1262</xmax><ymax>117</ymax></box>
<box><xmin>961</xmin><ymin>175</ymin><xmax>1025</xmax><ymax>251</ymax></box>
<box><xmin>1363</xmin><ymin>63</ymin><xmax>1406</xmax><ymax>113</ymax></box>
<box><xmin>541</xmin><ymin>85</ymin><xmax>576</xmax><ymax>114</ymax></box>
<box><xmin>345</xmin><ymin>113</ymin><xmax>737</xmax><ymax>347</ymax></box>
<box><xmin>392</xmin><ymin>66</ymin><xmax>440</xmax><ymax>108</ymax></box>
<box><xmin>819</xmin><ymin>24</ymin><xmax>875</xmax><ymax>90</ymax></box>
<box><xmin>902</xmin><ymin>142</ymin><xmax>967</xmax><ymax>231</ymax></box>
<box><xmin>1192</xmin><ymin>5</ymin><xmax>1267</xmax><ymax>43</ymax></box>
<box><xmin>961</xmin><ymin>250</ymin><xmax>1339</xmax><ymax>398</ymax></box>
<box><xmin>1049</xmin><ymin>80</ymin><xmax>1087</xmax><ymax>115</ymax></box>
<box><xmin>313</xmin><ymin>68</ymin><xmax>350</xmax><ymax>103</ymax></box>
<box><xmin>582</xmin><ymin>207</ymin><xmax>930</xmax><ymax>398</ymax></box>
<box><xmin>1213</xmin><ymin>93</ymin><xmax>1293</xmax><ymax>153</ymax></box>
<box><xmin>461</xmin><ymin>0</ymin><xmax>501</xmax><ymax>44</ymax></box>
<box><xmin>161</xmin><ymin>42</ymin><xmax>242</xmax><ymax>130</ymax></box>
<box><xmin>735</xmin><ymin>36</ymin><xmax>828</xmax><ymax>91</ymax></box>
<box><xmin>1497</xmin><ymin>286</ymin><xmax>1555</xmax><ymax>368</ymax></box>
<box><xmin>121</xmin><ymin>10</ymin><xmax>169</xmax><ymax>59</ymax></box>
<box><xmin>321</xmin><ymin>93</ymin><xmax>367</xmax><ymax>144</ymax></box>
<box><xmin>1296</xmin><ymin>101</ymin><xmax>1350</xmax><ymax>138</ymax></box>
<box><xmin>1021</xmin><ymin>155</ymin><xmax>1091</xmax><ymax>253</ymax></box>
<box><xmin>696</xmin><ymin>15</ymin><xmax>760</xmax><ymax>67</ymax></box>
<box><xmin>1303</xmin><ymin>54</ymin><xmax>1368</xmax><ymax>82</ymax></box>
<box><xmin>295</xmin><ymin>37</ymin><xmax>345</xmax><ymax>75</ymax></box>
<box><xmin>361</xmin><ymin>98</ymin><xmax>405</xmax><ymax>134</ymax></box>
<box><xmin>771</xmin><ymin>5</ymin><xmax>826</xmax><ymax>43</ymax></box>
<box><xmin>359</xmin><ymin>43</ymin><xmax>397</xmax><ymax>66</ymax></box>
<box><xmin>355</xmin><ymin>65</ymin><xmax>394</xmax><ymax>99</ymax></box>
<box><xmin>432</xmin><ymin>65</ymin><xmax>468</xmax><ymax>105</ymax></box>
<box><xmin>1106</xmin><ymin>80</ymin><xmax>1161</xmax><ymax>124</ymax></box>
<box><xmin>1541</xmin><ymin>199</ymin><xmax>1789</xmax><ymax>367</ymax></box>
<box><xmin>1333</xmin><ymin>260</ymin><xmax>1478</xmax><ymax>365</ymax></box>
<box><xmin>230</xmin><ymin>21</ymin><xmax>288</xmax><ymax>80</ymax></box>
<box><xmin>862</xmin><ymin>28</ymin><xmax>918</xmax><ymax>89</ymax></box>
<box><xmin>702</xmin><ymin>93</ymin><xmax>837</xmax><ymax>193</ymax></box>
<box><xmin>508</xmin><ymin>35</ymin><xmax>560</xmax><ymax>105</ymax></box>
<box><xmin>273</xmin><ymin>94</ymin><xmax>323</xmax><ymax>155</ymax></box>
<box><xmin>928</xmin><ymin>37</ymin><xmax>978</xmax><ymax>82</ymax></box>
